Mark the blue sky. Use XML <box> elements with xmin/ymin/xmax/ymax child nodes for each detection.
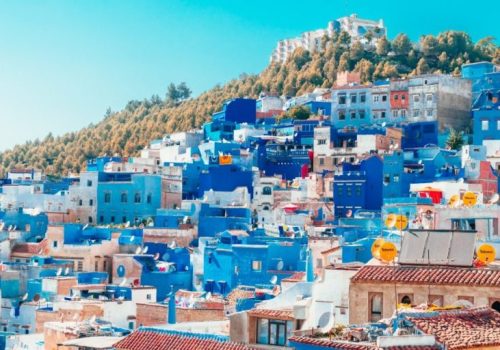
<box><xmin>0</xmin><ymin>0</ymin><xmax>498</xmax><ymax>150</ymax></box>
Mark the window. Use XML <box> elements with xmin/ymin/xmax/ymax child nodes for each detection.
<box><xmin>134</xmin><ymin>193</ymin><xmax>141</xmax><ymax>203</ymax></box>
<box><xmin>381</xmin><ymin>111</ymin><xmax>386</xmax><ymax>119</ymax></box>
<box><xmin>401</xmin><ymin>110</ymin><xmax>407</xmax><ymax>117</ymax></box>
<box><xmin>95</xmin><ymin>261</ymin><xmax>98</xmax><ymax>272</ymax></box>
<box><xmin>393</xmin><ymin>94</ymin><xmax>399</xmax><ymax>101</ymax></box>
<box><xmin>104</xmin><ymin>192</ymin><xmax>111</xmax><ymax>203</ymax></box>
<box><xmin>319</xmin><ymin>158</ymin><xmax>325</xmax><ymax>166</ymax></box>
<box><xmin>338</xmin><ymin>94</ymin><xmax>347</xmax><ymax>104</ymax></box>
<box><xmin>88</xmin><ymin>216</ymin><xmax>93</xmax><ymax>223</ymax></box>
<box><xmin>262</xmin><ymin>186</ymin><xmax>272</xmax><ymax>195</ymax></box>
<box><xmin>122</xmin><ymin>216</ymin><xmax>127</xmax><ymax>223</ymax></box>
<box><xmin>121</xmin><ymin>193</ymin><xmax>128</xmax><ymax>203</ymax></box>
<box><xmin>99</xmin><ymin>216</ymin><xmax>104</xmax><ymax>223</ymax></box>
<box><xmin>369</xmin><ymin>293</ymin><xmax>383</xmax><ymax>322</ymax></box>
<box><xmin>393</xmin><ymin>175</ymin><xmax>400</xmax><ymax>183</ymax></box>
<box><xmin>350</xmin><ymin>94</ymin><xmax>357</xmax><ymax>103</ymax></box>
<box><xmin>79</xmin><ymin>199</ymin><xmax>83</xmax><ymax>206</ymax></box>
<box><xmin>77</xmin><ymin>261</ymin><xmax>83</xmax><ymax>272</ymax></box>
<box><xmin>399</xmin><ymin>294</ymin><xmax>413</xmax><ymax>305</ymax></box>
<box><xmin>317</xmin><ymin>139</ymin><xmax>326</xmax><ymax>145</ymax></box>
<box><xmin>103</xmin><ymin>260</ymin><xmax>107</xmax><ymax>271</ymax></box>
<box><xmin>413</xmin><ymin>109</ymin><xmax>421</xmax><ymax>118</ymax></box>
<box><xmin>382</xmin><ymin>95</ymin><xmax>387</xmax><ymax>102</ymax></box>
<box><xmin>257</xmin><ymin>319</ymin><xmax>293</xmax><ymax>346</ymax></box>
<box><xmin>426</xmin><ymin>93</ymin><xmax>433</xmax><ymax>102</ymax></box>
<box><xmin>482</xmin><ymin>120</ymin><xmax>489</xmax><ymax>131</ymax></box>
<box><xmin>359</xmin><ymin>110</ymin><xmax>366</xmax><ymax>119</ymax></box>
<box><xmin>413</xmin><ymin>94</ymin><xmax>420</xmax><ymax>103</ymax></box>
<box><xmin>497</xmin><ymin>120</ymin><xmax>500</xmax><ymax>130</ymax></box>
<box><xmin>252</xmin><ymin>260</ymin><xmax>262</xmax><ymax>271</ymax></box>
<box><xmin>146</xmin><ymin>294</ymin><xmax>152</xmax><ymax>300</ymax></box>
<box><xmin>87</xmin><ymin>180</ymin><xmax>93</xmax><ymax>187</ymax></box>
<box><xmin>339</xmin><ymin>111</ymin><xmax>346</xmax><ymax>120</ymax></box>
<box><xmin>350</xmin><ymin>111</ymin><xmax>356</xmax><ymax>119</ymax></box>
<box><xmin>89</xmin><ymin>199</ymin><xmax>93</xmax><ymax>206</ymax></box>
<box><xmin>373</xmin><ymin>95</ymin><xmax>380</xmax><ymax>103</ymax></box>
<box><xmin>426</xmin><ymin>109</ymin><xmax>434</xmax><ymax>117</ymax></box>
<box><xmin>111</xmin><ymin>216</ymin><xmax>115</xmax><ymax>223</ymax></box>
<box><xmin>146</xmin><ymin>193</ymin><xmax>152</xmax><ymax>204</ymax></box>
<box><xmin>392</xmin><ymin>110</ymin><xmax>398</xmax><ymax>118</ymax></box>
<box><xmin>360</xmin><ymin>93</ymin><xmax>366</xmax><ymax>103</ymax></box>
<box><xmin>384</xmin><ymin>175</ymin><xmax>390</xmax><ymax>185</ymax></box>
<box><xmin>53</xmin><ymin>240</ymin><xmax>58</xmax><ymax>248</ymax></box>
<box><xmin>401</xmin><ymin>95</ymin><xmax>406</xmax><ymax>101</ymax></box>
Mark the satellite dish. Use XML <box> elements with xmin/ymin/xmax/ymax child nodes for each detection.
<box><xmin>489</xmin><ymin>193</ymin><xmax>499</xmax><ymax>205</ymax></box>
<box><xmin>379</xmin><ymin>242</ymin><xmax>397</xmax><ymax>263</ymax></box>
<box><xmin>89</xmin><ymin>315</ymin><xmax>96</xmax><ymax>323</ymax></box>
<box><xmin>346</xmin><ymin>209</ymin><xmax>353</xmax><ymax>218</ymax></box>
<box><xmin>276</xmin><ymin>260</ymin><xmax>284</xmax><ymax>271</ymax></box>
<box><xmin>64</xmin><ymin>267</ymin><xmax>70</xmax><ymax>275</ymax></box>
<box><xmin>129</xmin><ymin>236</ymin><xmax>135</xmax><ymax>242</ymax></box>
<box><xmin>393</xmin><ymin>143</ymin><xmax>399</xmax><ymax>149</ymax></box>
<box><xmin>270</xmin><ymin>275</ymin><xmax>278</xmax><ymax>285</ymax></box>
<box><xmin>458</xmin><ymin>178</ymin><xmax>464</xmax><ymax>184</ymax></box>
<box><xmin>56</xmin><ymin>268</ymin><xmax>62</xmax><ymax>276</ymax></box>
<box><xmin>119</xmin><ymin>278</ymin><xmax>127</xmax><ymax>286</ymax></box>
<box><xmin>142</xmin><ymin>246</ymin><xmax>149</xmax><ymax>254</ymax></box>
<box><xmin>82</xmin><ymin>224</ymin><xmax>89</xmax><ymax>231</ymax></box>
<box><xmin>72</xmin><ymin>313</ymin><xmax>79</xmax><ymax>321</ymax></box>
<box><xmin>477</xmin><ymin>244</ymin><xmax>496</xmax><ymax>265</ymax></box>
<box><xmin>169</xmin><ymin>241</ymin><xmax>177</xmax><ymax>249</ymax></box>
<box><xmin>394</xmin><ymin>215</ymin><xmax>408</xmax><ymax>231</ymax></box>
<box><xmin>22</xmin><ymin>293</ymin><xmax>28</xmax><ymax>301</ymax></box>
<box><xmin>418</xmin><ymin>159</ymin><xmax>423</xmax><ymax>165</ymax></box>
<box><xmin>135</xmin><ymin>247</ymin><xmax>142</xmax><ymax>255</ymax></box>
<box><xmin>371</xmin><ymin>238</ymin><xmax>385</xmax><ymax>257</ymax></box>
<box><xmin>448</xmin><ymin>194</ymin><xmax>460</xmax><ymax>207</ymax></box>
<box><xmin>125</xmin><ymin>221</ymin><xmax>130</xmax><ymax>228</ymax></box>
<box><xmin>205</xmin><ymin>292</ymin><xmax>212</xmax><ymax>300</ymax></box>
<box><xmin>385</xmin><ymin>214</ymin><xmax>396</xmax><ymax>229</ymax></box>
<box><xmin>462</xmin><ymin>191</ymin><xmax>478</xmax><ymax>207</ymax></box>
<box><xmin>154</xmin><ymin>253</ymin><xmax>160</xmax><ymax>261</ymax></box>
<box><xmin>381</xmin><ymin>122</ymin><xmax>386</xmax><ymax>127</ymax></box>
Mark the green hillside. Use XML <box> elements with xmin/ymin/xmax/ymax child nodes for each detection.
<box><xmin>0</xmin><ymin>31</ymin><xmax>498</xmax><ymax>176</ymax></box>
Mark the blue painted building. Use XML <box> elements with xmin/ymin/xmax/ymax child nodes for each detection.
<box><xmin>198</xmin><ymin>204</ymin><xmax>251</xmax><ymax>237</ymax></box>
<box><xmin>401</xmin><ymin>121</ymin><xmax>438</xmax><ymax>149</ymax></box>
<box><xmin>462</xmin><ymin>62</ymin><xmax>499</xmax><ymax>102</ymax></box>
<box><xmin>203</xmin><ymin>232</ymin><xmax>308</xmax><ymax>295</ymax></box>
<box><xmin>256</xmin><ymin>139</ymin><xmax>311</xmax><ymax>180</ymax></box>
<box><xmin>0</xmin><ymin>209</ymin><xmax>48</xmax><ymax>242</ymax></box>
<box><xmin>87</xmin><ymin>157</ymin><xmax>122</xmax><ymax>172</ymax></box>
<box><xmin>333</xmin><ymin>155</ymin><xmax>383</xmax><ymax>217</ymax></box>
<box><xmin>302</xmin><ymin>101</ymin><xmax>332</xmax><ymax>117</ymax></box>
<box><xmin>383</xmin><ymin>148</ymin><xmax>463</xmax><ymax>199</ymax></box>
<box><xmin>472</xmin><ymin>89</ymin><xmax>500</xmax><ymax>145</ymax></box>
<box><xmin>204</xmin><ymin>98</ymin><xmax>257</xmax><ymax>141</ymax></box>
<box><xmin>97</xmin><ymin>173</ymin><xmax>161</xmax><ymax>225</ymax></box>
<box><xmin>331</xmin><ymin>84</ymin><xmax>372</xmax><ymax>129</ymax></box>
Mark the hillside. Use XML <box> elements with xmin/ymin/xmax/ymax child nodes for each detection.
<box><xmin>0</xmin><ymin>31</ymin><xmax>498</xmax><ymax>176</ymax></box>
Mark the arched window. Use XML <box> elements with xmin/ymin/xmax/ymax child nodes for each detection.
<box><xmin>369</xmin><ymin>293</ymin><xmax>383</xmax><ymax>322</ymax></box>
<box><xmin>401</xmin><ymin>295</ymin><xmax>412</xmax><ymax>305</ymax></box>
<box><xmin>492</xmin><ymin>301</ymin><xmax>500</xmax><ymax>313</ymax></box>
<box><xmin>120</xmin><ymin>193</ymin><xmax>128</xmax><ymax>203</ymax></box>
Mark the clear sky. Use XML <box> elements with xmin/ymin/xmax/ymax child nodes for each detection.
<box><xmin>0</xmin><ymin>0</ymin><xmax>498</xmax><ymax>150</ymax></box>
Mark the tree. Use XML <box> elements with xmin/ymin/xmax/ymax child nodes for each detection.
<box><xmin>392</xmin><ymin>34</ymin><xmax>412</xmax><ymax>57</ymax></box>
<box><xmin>165</xmin><ymin>83</ymin><xmax>180</xmax><ymax>104</ymax></box>
<box><xmin>177</xmin><ymin>82</ymin><xmax>192</xmax><ymax>101</ymax></box>
<box><xmin>376</xmin><ymin>36</ymin><xmax>391</xmax><ymax>56</ymax></box>
<box><xmin>446</xmin><ymin>129</ymin><xmax>464</xmax><ymax>150</ymax></box>
<box><xmin>284</xmin><ymin>105</ymin><xmax>311</xmax><ymax>120</ymax></box>
<box><xmin>337</xmin><ymin>52</ymin><xmax>350</xmax><ymax>73</ymax></box>
<box><xmin>416</xmin><ymin>58</ymin><xmax>430</xmax><ymax>75</ymax></box>
<box><xmin>354</xmin><ymin>59</ymin><xmax>374</xmax><ymax>82</ymax></box>
<box><xmin>349</xmin><ymin>40</ymin><xmax>364</xmax><ymax>61</ymax></box>
<box><xmin>421</xmin><ymin>35</ymin><xmax>440</xmax><ymax>57</ymax></box>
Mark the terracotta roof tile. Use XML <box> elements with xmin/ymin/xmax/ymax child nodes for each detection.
<box><xmin>407</xmin><ymin>307</ymin><xmax>500</xmax><ymax>350</ymax></box>
<box><xmin>226</xmin><ymin>289</ymin><xmax>255</xmax><ymax>305</ymax></box>
<box><xmin>289</xmin><ymin>336</ymin><xmax>377</xmax><ymax>349</ymax></box>
<box><xmin>11</xmin><ymin>239</ymin><xmax>48</xmax><ymax>256</ymax></box>
<box><xmin>114</xmin><ymin>328</ymin><xmax>258</xmax><ymax>350</ymax></box>
<box><xmin>351</xmin><ymin>265</ymin><xmax>500</xmax><ymax>287</ymax></box>
<box><xmin>282</xmin><ymin>271</ymin><xmax>305</xmax><ymax>283</ymax></box>
<box><xmin>247</xmin><ymin>309</ymin><xmax>294</xmax><ymax>320</ymax></box>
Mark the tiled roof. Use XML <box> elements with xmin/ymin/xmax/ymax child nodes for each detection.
<box><xmin>247</xmin><ymin>309</ymin><xmax>294</xmax><ymax>320</ymax></box>
<box><xmin>226</xmin><ymin>288</ymin><xmax>255</xmax><ymax>305</ymax></box>
<box><xmin>351</xmin><ymin>265</ymin><xmax>500</xmax><ymax>287</ymax></box>
<box><xmin>282</xmin><ymin>271</ymin><xmax>305</xmax><ymax>282</ymax></box>
<box><xmin>407</xmin><ymin>307</ymin><xmax>500</xmax><ymax>350</ymax></box>
<box><xmin>114</xmin><ymin>328</ymin><xmax>257</xmax><ymax>350</ymax></box>
<box><xmin>288</xmin><ymin>336</ymin><xmax>377</xmax><ymax>349</ymax></box>
<box><xmin>289</xmin><ymin>336</ymin><xmax>441</xmax><ymax>350</ymax></box>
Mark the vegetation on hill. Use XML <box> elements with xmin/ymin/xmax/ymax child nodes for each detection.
<box><xmin>0</xmin><ymin>30</ymin><xmax>498</xmax><ymax>176</ymax></box>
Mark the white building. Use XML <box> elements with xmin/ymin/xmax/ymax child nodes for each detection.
<box><xmin>270</xmin><ymin>14</ymin><xmax>386</xmax><ymax>64</ymax></box>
